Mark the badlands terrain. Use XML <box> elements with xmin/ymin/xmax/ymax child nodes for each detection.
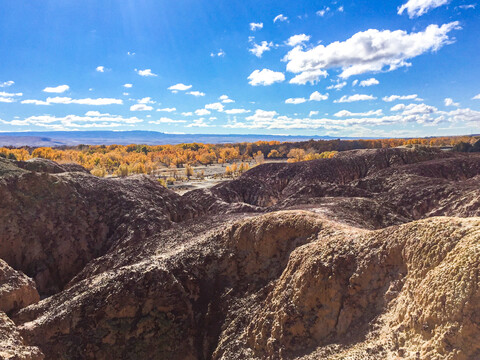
<box><xmin>0</xmin><ymin>147</ymin><xmax>479</xmax><ymax>359</ymax></box>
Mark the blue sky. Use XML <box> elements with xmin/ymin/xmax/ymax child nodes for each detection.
<box><xmin>0</xmin><ymin>0</ymin><xmax>479</xmax><ymax>137</ymax></box>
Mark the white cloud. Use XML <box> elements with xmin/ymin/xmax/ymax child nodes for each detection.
<box><xmin>21</xmin><ymin>99</ymin><xmax>48</xmax><ymax>105</ymax></box>
<box><xmin>210</xmin><ymin>49</ymin><xmax>226</xmax><ymax>57</ymax></box>
<box><xmin>289</xmin><ymin>69</ymin><xmax>328</xmax><ymax>85</ymax></box>
<box><xmin>205</xmin><ymin>102</ymin><xmax>224</xmax><ymax>112</ymax></box>
<box><xmin>186</xmin><ymin>118</ymin><xmax>210</xmax><ymax>127</ymax></box>
<box><xmin>182</xmin><ymin>112</ymin><xmax>193</xmax><ymax>116</ymax></box>
<box><xmin>383</xmin><ymin>94</ymin><xmax>421</xmax><ymax>102</ymax></box>
<box><xmin>316</xmin><ymin>7</ymin><xmax>330</xmax><ymax>16</ymax></box>
<box><xmin>0</xmin><ymin>81</ymin><xmax>14</xmax><ymax>88</ymax></box>
<box><xmin>338</xmin><ymin>5</ymin><xmax>344</xmax><ymax>12</ymax></box>
<box><xmin>309</xmin><ymin>91</ymin><xmax>329</xmax><ymax>101</ymax></box>
<box><xmin>250</xmin><ymin>22</ymin><xmax>263</xmax><ymax>31</ymax></box>
<box><xmin>249</xmin><ymin>41</ymin><xmax>274</xmax><ymax>57</ymax></box>
<box><xmin>195</xmin><ymin>109</ymin><xmax>211</xmax><ymax>116</ymax></box>
<box><xmin>225</xmin><ymin>108</ymin><xmax>251</xmax><ymax>114</ymax></box>
<box><xmin>219</xmin><ymin>95</ymin><xmax>235</xmax><ymax>103</ymax></box>
<box><xmin>43</xmin><ymin>85</ymin><xmax>69</xmax><ymax>93</ymax></box>
<box><xmin>85</xmin><ymin>111</ymin><xmax>111</xmax><ymax>117</ymax></box>
<box><xmin>21</xmin><ymin>97</ymin><xmax>122</xmax><ymax>106</ymax></box>
<box><xmin>283</xmin><ymin>22</ymin><xmax>460</xmax><ymax>79</ymax></box>
<box><xmin>137</xmin><ymin>97</ymin><xmax>154</xmax><ymax>104</ymax></box>
<box><xmin>327</xmin><ymin>81</ymin><xmax>347</xmax><ymax>90</ymax></box>
<box><xmin>157</xmin><ymin>107</ymin><xmax>176</xmax><ymax>112</ymax></box>
<box><xmin>136</xmin><ymin>69</ymin><xmax>157</xmax><ymax>77</ymax></box>
<box><xmin>398</xmin><ymin>0</ymin><xmax>449</xmax><ymax>18</ymax></box>
<box><xmin>459</xmin><ymin>4</ymin><xmax>476</xmax><ymax>9</ymax></box>
<box><xmin>401</xmin><ymin>103</ymin><xmax>437</xmax><ymax>116</ymax></box>
<box><xmin>273</xmin><ymin>14</ymin><xmax>288</xmax><ymax>23</ymax></box>
<box><xmin>359</xmin><ymin>78</ymin><xmax>379</xmax><ymax>87</ymax></box>
<box><xmin>96</xmin><ymin>66</ymin><xmax>105</xmax><ymax>72</ymax></box>
<box><xmin>123</xmin><ymin>83</ymin><xmax>133</xmax><ymax>88</ymax></box>
<box><xmin>127</xmin><ymin>51</ymin><xmax>135</xmax><ymax>56</ymax></box>
<box><xmin>0</xmin><ymin>113</ymin><xmax>142</xmax><ymax>129</ymax></box>
<box><xmin>168</xmin><ymin>83</ymin><xmax>192</xmax><ymax>91</ymax></box>
<box><xmin>149</xmin><ymin>117</ymin><xmax>186</xmax><ymax>124</ymax></box>
<box><xmin>0</xmin><ymin>97</ymin><xmax>15</xmax><ymax>103</ymax></box>
<box><xmin>334</xmin><ymin>94</ymin><xmax>377</xmax><ymax>103</ymax></box>
<box><xmin>248</xmin><ymin>69</ymin><xmax>285</xmax><ymax>86</ymax></box>
<box><xmin>473</xmin><ymin>94</ymin><xmax>480</xmax><ymax>100</ymax></box>
<box><xmin>444</xmin><ymin>98</ymin><xmax>460</xmax><ymax>107</ymax></box>
<box><xmin>309</xmin><ymin>111</ymin><xmax>319</xmax><ymax>117</ymax></box>
<box><xmin>130</xmin><ymin>104</ymin><xmax>153</xmax><ymax>111</ymax></box>
<box><xmin>334</xmin><ymin>109</ymin><xmax>383</xmax><ymax>117</ymax></box>
<box><xmin>285</xmin><ymin>97</ymin><xmax>307</xmax><ymax>104</ymax></box>
<box><xmin>188</xmin><ymin>91</ymin><xmax>205</xmax><ymax>97</ymax></box>
<box><xmin>391</xmin><ymin>103</ymin><xmax>406</xmax><ymax>111</ymax></box>
<box><xmin>286</xmin><ymin>34</ymin><xmax>311</xmax><ymax>47</ymax></box>
<box><xmin>0</xmin><ymin>92</ymin><xmax>21</xmax><ymax>97</ymax></box>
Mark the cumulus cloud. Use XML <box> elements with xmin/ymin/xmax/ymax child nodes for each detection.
<box><xmin>188</xmin><ymin>91</ymin><xmax>205</xmax><ymax>97</ymax></box>
<box><xmin>444</xmin><ymin>98</ymin><xmax>460</xmax><ymax>107</ymax></box>
<box><xmin>283</xmin><ymin>22</ymin><xmax>460</xmax><ymax>79</ymax></box>
<box><xmin>248</xmin><ymin>69</ymin><xmax>285</xmax><ymax>86</ymax></box>
<box><xmin>250</xmin><ymin>22</ymin><xmax>263</xmax><ymax>31</ymax></box>
<box><xmin>157</xmin><ymin>107</ymin><xmax>176</xmax><ymax>112</ymax></box>
<box><xmin>186</xmin><ymin>118</ymin><xmax>210</xmax><ymax>127</ymax></box>
<box><xmin>205</xmin><ymin>102</ymin><xmax>224</xmax><ymax>112</ymax></box>
<box><xmin>22</xmin><ymin>97</ymin><xmax>122</xmax><ymax>106</ymax></box>
<box><xmin>43</xmin><ymin>85</ymin><xmax>69</xmax><ymax>93</ymax></box>
<box><xmin>289</xmin><ymin>69</ymin><xmax>328</xmax><ymax>85</ymax></box>
<box><xmin>210</xmin><ymin>50</ymin><xmax>226</xmax><ymax>57</ymax></box>
<box><xmin>195</xmin><ymin>109</ymin><xmax>211</xmax><ymax>116</ymax></box>
<box><xmin>398</xmin><ymin>0</ymin><xmax>450</xmax><ymax>18</ymax></box>
<box><xmin>285</xmin><ymin>91</ymin><xmax>328</xmax><ymax>104</ymax></box>
<box><xmin>123</xmin><ymin>83</ymin><xmax>133</xmax><ymax>88</ymax></box>
<box><xmin>316</xmin><ymin>7</ymin><xmax>330</xmax><ymax>16</ymax></box>
<box><xmin>96</xmin><ymin>66</ymin><xmax>105</xmax><ymax>72</ymax></box>
<box><xmin>0</xmin><ymin>91</ymin><xmax>23</xmax><ymax>103</ymax></box>
<box><xmin>225</xmin><ymin>108</ymin><xmax>251</xmax><ymax>114</ymax></box>
<box><xmin>0</xmin><ymin>113</ymin><xmax>142</xmax><ymax>130</ymax></box>
<box><xmin>334</xmin><ymin>109</ymin><xmax>383</xmax><ymax>117</ymax></box>
<box><xmin>136</xmin><ymin>69</ymin><xmax>157</xmax><ymax>77</ymax></box>
<box><xmin>359</xmin><ymin>78</ymin><xmax>379</xmax><ymax>87</ymax></box>
<box><xmin>391</xmin><ymin>103</ymin><xmax>406</xmax><ymax>111</ymax></box>
<box><xmin>0</xmin><ymin>81</ymin><xmax>14</xmax><ymax>88</ymax></box>
<box><xmin>182</xmin><ymin>112</ymin><xmax>193</xmax><ymax>116</ymax></box>
<box><xmin>219</xmin><ymin>95</ymin><xmax>235</xmax><ymax>103</ymax></box>
<box><xmin>334</xmin><ymin>94</ymin><xmax>377</xmax><ymax>103</ymax></box>
<box><xmin>383</xmin><ymin>94</ymin><xmax>422</xmax><ymax>102</ymax></box>
<box><xmin>249</xmin><ymin>41</ymin><xmax>274</xmax><ymax>57</ymax></box>
<box><xmin>473</xmin><ymin>94</ymin><xmax>480</xmax><ymax>100</ymax></box>
<box><xmin>130</xmin><ymin>104</ymin><xmax>153</xmax><ymax>111</ymax></box>
<box><xmin>309</xmin><ymin>91</ymin><xmax>329</xmax><ymax>101</ymax></box>
<box><xmin>327</xmin><ymin>81</ymin><xmax>347</xmax><ymax>90</ymax></box>
<box><xmin>286</xmin><ymin>34</ymin><xmax>311</xmax><ymax>47</ymax></box>
<box><xmin>168</xmin><ymin>83</ymin><xmax>192</xmax><ymax>91</ymax></box>
<box><xmin>273</xmin><ymin>14</ymin><xmax>288</xmax><ymax>23</ymax></box>
<box><xmin>225</xmin><ymin>100</ymin><xmax>480</xmax><ymax>131</ymax></box>
<box><xmin>149</xmin><ymin>117</ymin><xmax>186</xmax><ymax>124</ymax></box>
<box><xmin>285</xmin><ymin>97</ymin><xmax>307</xmax><ymax>104</ymax></box>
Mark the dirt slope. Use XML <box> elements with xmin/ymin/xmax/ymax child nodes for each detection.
<box><xmin>0</xmin><ymin>148</ymin><xmax>478</xmax><ymax>359</ymax></box>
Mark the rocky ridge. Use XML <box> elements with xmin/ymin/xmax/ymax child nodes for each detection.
<box><xmin>0</xmin><ymin>148</ymin><xmax>478</xmax><ymax>359</ymax></box>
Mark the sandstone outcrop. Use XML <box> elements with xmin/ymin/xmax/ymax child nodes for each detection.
<box><xmin>0</xmin><ymin>148</ymin><xmax>478</xmax><ymax>359</ymax></box>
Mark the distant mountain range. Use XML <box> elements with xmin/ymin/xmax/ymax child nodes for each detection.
<box><xmin>0</xmin><ymin>131</ymin><xmax>348</xmax><ymax>147</ymax></box>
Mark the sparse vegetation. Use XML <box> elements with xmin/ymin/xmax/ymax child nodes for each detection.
<box><xmin>0</xmin><ymin>135</ymin><xmax>477</xmax><ymax>178</ymax></box>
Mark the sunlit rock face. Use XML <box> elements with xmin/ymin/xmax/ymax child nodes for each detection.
<box><xmin>0</xmin><ymin>149</ymin><xmax>479</xmax><ymax>359</ymax></box>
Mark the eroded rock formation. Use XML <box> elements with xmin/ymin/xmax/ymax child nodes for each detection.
<box><xmin>0</xmin><ymin>148</ymin><xmax>479</xmax><ymax>359</ymax></box>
